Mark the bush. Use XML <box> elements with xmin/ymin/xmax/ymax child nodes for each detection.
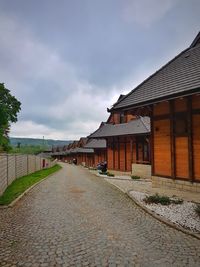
<box><xmin>99</xmin><ymin>171</ymin><xmax>107</xmax><ymax>175</ymax></box>
<box><xmin>131</xmin><ymin>175</ymin><xmax>140</xmax><ymax>180</ymax></box>
<box><xmin>107</xmin><ymin>172</ymin><xmax>115</xmax><ymax>177</ymax></box>
<box><xmin>144</xmin><ymin>193</ymin><xmax>183</xmax><ymax>206</ymax></box>
<box><xmin>144</xmin><ymin>193</ymin><xmax>171</xmax><ymax>205</ymax></box>
<box><xmin>195</xmin><ymin>204</ymin><xmax>200</xmax><ymax>217</ymax></box>
<box><xmin>171</xmin><ymin>198</ymin><xmax>183</xmax><ymax>204</ymax></box>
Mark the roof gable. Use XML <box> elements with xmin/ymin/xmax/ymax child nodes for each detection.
<box><xmin>89</xmin><ymin>117</ymin><xmax>150</xmax><ymax>138</ymax></box>
<box><xmin>190</xmin><ymin>31</ymin><xmax>200</xmax><ymax>48</ymax></box>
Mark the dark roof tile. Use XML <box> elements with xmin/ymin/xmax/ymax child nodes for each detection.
<box><xmin>112</xmin><ymin>33</ymin><xmax>200</xmax><ymax>110</ymax></box>
<box><xmin>89</xmin><ymin>117</ymin><xmax>150</xmax><ymax>138</ymax></box>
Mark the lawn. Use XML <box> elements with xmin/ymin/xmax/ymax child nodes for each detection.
<box><xmin>0</xmin><ymin>164</ymin><xmax>62</xmax><ymax>205</ymax></box>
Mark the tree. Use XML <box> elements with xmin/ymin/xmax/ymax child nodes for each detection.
<box><xmin>0</xmin><ymin>83</ymin><xmax>21</xmax><ymax>151</ymax></box>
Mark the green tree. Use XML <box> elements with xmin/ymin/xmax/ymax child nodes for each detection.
<box><xmin>0</xmin><ymin>83</ymin><xmax>21</xmax><ymax>151</ymax></box>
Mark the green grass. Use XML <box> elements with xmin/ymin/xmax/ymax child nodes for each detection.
<box><xmin>0</xmin><ymin>164</ymin><xmax>62</xmax><ymax>205</ymax></box>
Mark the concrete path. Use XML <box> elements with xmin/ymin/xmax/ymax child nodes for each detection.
<box><xmin>0</xmin><ymin>163</ymin><xmax>200</xmax><ymax>266</ymax></box>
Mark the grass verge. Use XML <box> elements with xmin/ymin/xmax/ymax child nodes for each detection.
<box><xmin>0</xmin><ymin>164</ymin><xmax>62</xmax><ymax>205</ymax></box>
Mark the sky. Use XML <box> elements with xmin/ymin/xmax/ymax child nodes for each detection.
<box><xmin>0</xmin><ymin>0</ymin><xmax>200</xmax><ymax>140</ymax></box>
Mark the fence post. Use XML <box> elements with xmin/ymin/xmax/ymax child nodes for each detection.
<box><xmin>27</xmin><ymin>155</ymin><xmax>29</xmax><ymax>175</ymax></box>
<box><xmin>7</xmin><ymin>154</ymin><xmax>9</xmax><ymax>186</ymax></box>
<box><xmin>15</xmin><ymin>154</ymin><xmax>17</xmax><ymax>179</ymax></box>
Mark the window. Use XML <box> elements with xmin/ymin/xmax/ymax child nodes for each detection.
<box><xmin>136</xmin><ymin>137</ymin><xmax>150</xmax><ymax>163</ymax></box>
<box><xmin>120</xmin><ymin>112</ymin><xmax>126</xmax><ymax>123</ymax></box>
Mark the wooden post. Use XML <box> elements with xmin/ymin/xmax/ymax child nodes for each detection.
<box><xmin>15</xmin><ymin>154</ymin><xmax>17</xmax><ymax>179</ymax></box>
<box><xmin>150</xmin><ymin>105</ymin><xmax>155</xmax><ymax>175</ymax></box>
<box><xmin>170</xmin><ymin>100</ymin><xmax>175</xmax><ymax>179</ymax></box>
<box><xmin>130</xmin><ymin>137</ymin><xmax>133</xmax><ymax>174</ymax></box>
<box><xmin>124</xmin><ymin>137</ymin><xmax>127</xmax><ymax>171</ymax></box>
<box><xmin>113</xmin><ymin>137</ymin><xmax>115</xmax><ymax>170</ymax></box>
<box><xmin>27</xmin><ymin>155</ymin><xmax>29</xmax><ymax>174</ymax></box>
<box><xmin>6</xmin><ymin>154</ymin><xmax>9</xmax><ymax>186</ymax></box>
<box><xmin>118</xmin><ymin>137</ymin><xmax>120</xmax><ymax>171</ymax></box>
<box><xmin>187</xmin><ymin>96</ymin><xmax>194</xmax><ymax>182</ymax></box>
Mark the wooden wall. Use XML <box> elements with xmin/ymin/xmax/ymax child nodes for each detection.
<box><xmin>107</xmin><ymin>136</ymin><xmax>150</xmax><ymax>172</ymax></box>
<box><xmin>94</xmin><ymin>149</ymin><xmax>107</xmax><ymax>167</ymax></box>
<box><xmin>192</xmin><ymin>95</ymin><xmax>200</xmax><ymax>181</ymax></box>
<box><xmin>154</xmin><ymin>119</ymin><xmax>171</xmax><ymax>176</ymax></box>
<box><xmin>152</xmin><ymin>94</ymin><xmax>200</xmax><ymax>181</ymax></box>
<box><xmin>107</xmin><ymin>112</ymin><xmax>135</xmax><ymax>124</ymax></box>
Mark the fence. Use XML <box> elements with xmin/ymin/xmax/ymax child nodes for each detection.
<box><xmin>0</xmin><ymin>154</ymin><xmax>56</xmax><ymax>196</ymax></box>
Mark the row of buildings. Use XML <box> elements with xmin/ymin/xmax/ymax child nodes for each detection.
<box><xmin>52</xmin><ymin>32</ymin><xmax>200</xmax><ymax>193</ymax></box>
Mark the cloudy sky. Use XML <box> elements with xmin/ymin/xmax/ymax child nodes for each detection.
<box><xmin>1</xmin><ymin>0</ymin><xmax>199</xmax><ymax>140</ymax></box>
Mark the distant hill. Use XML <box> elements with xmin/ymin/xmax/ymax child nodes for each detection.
<box><xmin>10</xmin><ymin>137</ymin><xmax>73</xmax><ymax>148</ymax></box>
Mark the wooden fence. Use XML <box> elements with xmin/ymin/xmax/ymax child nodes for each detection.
<box><xmin>0</xmin><ymin>154</ymin><xmax>56</xmax><ymax>196</ymax></box>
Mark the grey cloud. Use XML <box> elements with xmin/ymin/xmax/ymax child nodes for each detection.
<box><xmin>0</xmin><ymin>0</ymin><xmax>199</xmax><ymax>139</ymax></box>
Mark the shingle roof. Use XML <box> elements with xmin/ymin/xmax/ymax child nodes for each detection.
<box><xmin>84</xmin><ymin>139</ymin><xmax>106</xmax><ymax>148</ymax></box>
<box><xmin>71</xmin><ymin>147</ymin><xmax>94</xmax><ymax>154</ymax></box>
<box><xmin>89</xmin><ymin>117</ymin><xmax>150</xmax><ymax>138</ymax></box>
<box><xmin>112</xmin><ymin>32</ymin><xmax>200</xmax><ymax>110</ymax></box>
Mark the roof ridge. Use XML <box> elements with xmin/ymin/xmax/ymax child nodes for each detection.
<box><xmin>190</xmin><ymin>31</ymin><xmax>200</xmax><ymax>48</ymax></box>
<box><xmin>139</xmin><ymin>116</ymin><xmax>150</xmax><ymax>132</ymax></box>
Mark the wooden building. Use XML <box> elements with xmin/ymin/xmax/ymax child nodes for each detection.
<box><xmin>84</xmin><ymin>139</ymin><xmax>107</xmax><ymax>167</ymax></box>
<box><xmin>52</xmin><ymin>138</ymin><xmax>107</xmax><ymax>168</ymax></box>
<box><xmin>89</xmin><ymin>116</ymin><xmax>150</xmax><ymax>174</ymax></box>
<box><xmin>110</xmin><ymin>32</ymin><xmax>200</xmax><ymax>191</ymax></box>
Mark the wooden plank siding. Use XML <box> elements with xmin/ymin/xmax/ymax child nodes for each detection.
<box><xmin>107</xmin><ymin>135</ymin><xmax>150</xmax><ymax>172</ymax></box>
<box><xmin>193</xmin><ymin>114</ymin><xmax>200</xmax><ymax>180</ymax></box>
<box><xmin>94</xmin><ymin>149</ymin><xmax>107</xmax><ymax>167</ymax></box>
<box><xmin>154</xmin><ymin>119</ymin><xmax>171</xmax><ymax>176</ymax></box>
<box><xmin>152</xmin><ymin>95</ymin><xmax>200</xmax><ymax>182</ymax></box>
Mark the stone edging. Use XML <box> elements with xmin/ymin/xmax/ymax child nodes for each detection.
<box><xmin>126</xmin><ymin>190</ymin><xmax>200</xmax><ymax>241</ymax></box>
<box><xmin>0</xmin><ymin>167</ymin><xmax>62</xmax><ymax>209</ymax></box>
<box><xmin>92</xmin><ymin>172</ymin><xmax>200</xmax><ymax>241</ymax></box>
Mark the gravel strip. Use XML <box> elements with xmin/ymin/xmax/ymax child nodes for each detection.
<box><xmin>130</xmin><ymin>191</ymin><xmax>200</xmax><ymax>233</ymax></box>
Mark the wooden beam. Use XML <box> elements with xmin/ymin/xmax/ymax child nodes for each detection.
<box><xmin>150</xmin><ymin>105</ymin><xmax>155</xmax><ymax>175</ymax></box>
<box><xmin>187</xmin><ymin>96</ymin><xmax>194</xmax><ymax>182</ymax></box>
<box><xmin>118</xmin><ymin>137</ymin><xmax>120</xmax><ymax>171</ymax></box>
<box><xmin>170</xmin><ymin>100</ymin><xmax>176</xmax><ymax>179</ymax></box>
<box><xmin>124</xmin><ymin>137</ymin><xmax>127</xmax><ymax>171</ymax></box>
<box><xmin>113</xmin><ymin>137</ymin><xmax>115</xmax><ymax>170</ymax></box>
<box><xmin>130</xmin><ymin>137</ymin><xmax>133</xmax><ymax>167</ymax></box>
<box><xmin>105</xmin><ymin>140</ymin><xmax>107</xmax><ymax>162</ymax></box>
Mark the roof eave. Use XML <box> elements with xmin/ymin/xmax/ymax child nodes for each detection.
<box><xmin>112</xmin><ymin>87</ymin><xmax>200</xmax><ymax>112</ymax></box>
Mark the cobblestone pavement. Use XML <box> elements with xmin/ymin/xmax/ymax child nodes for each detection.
<box><xmin>0</xmin><ymin>163</ymin><xmax>200</xmax><ymax>267</ymax></box>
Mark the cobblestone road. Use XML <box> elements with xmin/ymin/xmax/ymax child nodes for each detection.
<box><xmin>0</xmin><ymin>163</ymin><xmax>200</xmax><ymax>267</ymax></box>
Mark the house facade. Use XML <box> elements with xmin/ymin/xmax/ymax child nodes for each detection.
<box><xmin>89</xmin><ymin>115</ymin><xmax>151</xmax><ymax>177</ymax></box>
<box><xmin>111</xmin><ymin>32</ymin><xmax>200</xmax><ymax>191</ymax></box>
<box><xmin>84</xmin><ymin>139</ymin><xmax>107</xmax><ymax>167</ymax></box>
